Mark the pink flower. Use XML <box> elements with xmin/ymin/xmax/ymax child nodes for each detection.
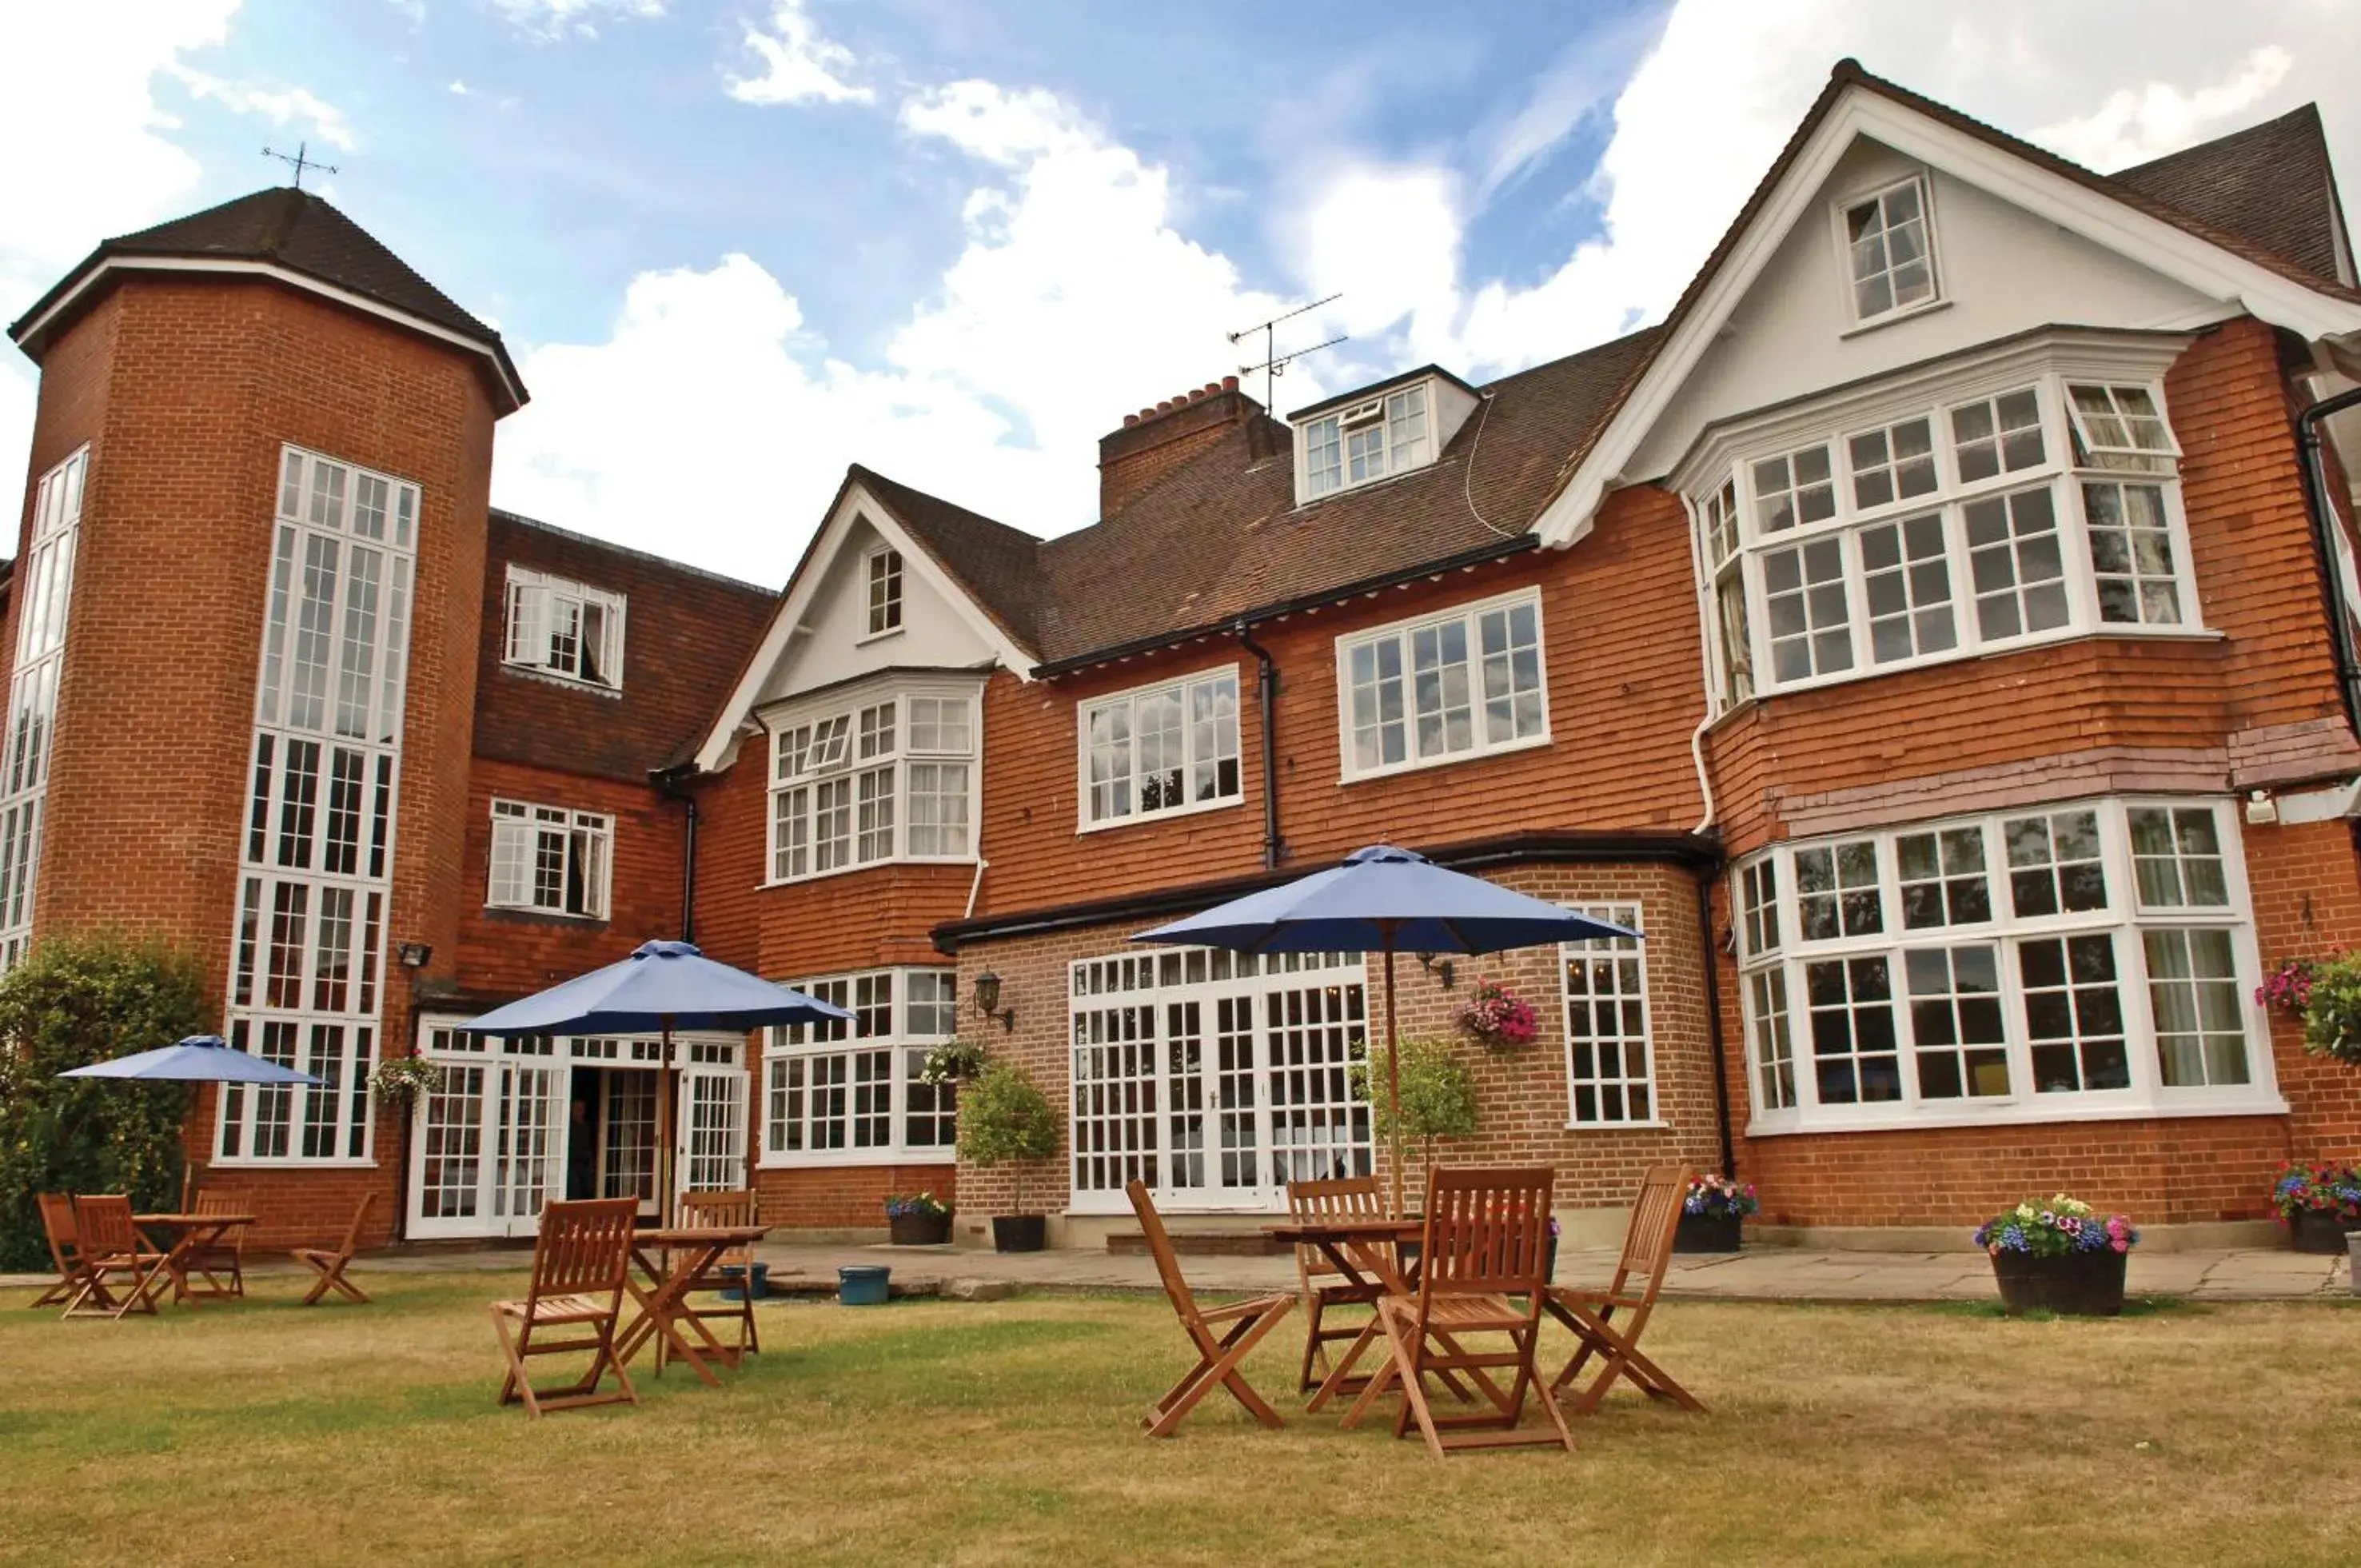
<box><xmin>2111</xmin><ymin>1239</ymin><xmax>2130</xmax><ymax>1253</ymax></box>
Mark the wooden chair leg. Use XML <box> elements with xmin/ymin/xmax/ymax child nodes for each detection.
<box><xmin>492</xmin><ymin>1307</ymin><xmax>540</xmax><ymax>1417</ymax></box>
<box><xmin>1296</xmin><ymin>1293</ymin><xmax>1326</xmax><ymax>1394</ymax></box>
<box><xmin>1145</xmin><ymin>1305</ymin><xmax>1291</xmax><ymax>1438</ymax></box>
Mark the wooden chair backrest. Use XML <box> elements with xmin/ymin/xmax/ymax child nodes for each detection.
<box><xmin>195</xmin><ymin>1188</ymin><xmax>253</xmax><ymax>1219</ymax></box>
<box><xmin>1609</xmin><ymin>1165</ymin><xmax>1691</xmax><ymax>1309</ymax></box>
<box><xmin>37</xmin><ymin>1192</ymin><xmax>81</xmax><ymax>1271</ymax></box>
<box><xmin>1416</xmin><ymin>1167</ymin><xmax>1554</xmax><ymax>1304</ymax></box>
<box><xmin>528</xmin><ymin>1198</ymin><xmax>638</xmax><ymax>1299</ymax></box>
<box><xmin>1286</xmin><ymin>1174</ymin><xmax>1386</xmax><ymax>1285</ymax></box>
<box><xmin>74</xmin><ymin>1195</ymin><xmax>141</xmax><ymax>1257</ymax></box>
<box><xmin>678</xmin><ymin>1188</ymin><xmax>758</xmax><ymax>1266</ymax></box>
<box><xmin>1125</xmin><ymin>1179</ymin><xmax>1201</xmax><ymax>1328</ymax></box>
<box><xmin>333</xmin><ymin>1191</ymin><xmax>377</xmax><ymax>1259</ymax></box>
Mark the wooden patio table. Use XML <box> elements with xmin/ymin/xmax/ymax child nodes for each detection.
<box><xmin>1263</xmin><ymin>1215</ymin><xmax>1426</xmax><ymax>1412</ymax></box>
<box><xmin>134</xmin><ymin>1212</ymin><xmax>255</xmax><ymax>1306</ymax></box>
<box><xmin>613</xmin><ymin>1224</ymin><xmax>770</xmax><ymax>1389</ymax></box>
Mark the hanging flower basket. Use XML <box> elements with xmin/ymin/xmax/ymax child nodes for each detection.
<box><xmin>1456</xmin><ymin>980</ymin><xmax>1538</xmax><ymax>1051</ymax></box>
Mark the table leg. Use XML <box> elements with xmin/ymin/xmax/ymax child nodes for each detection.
<box><xmin>617</xmin><ymin>1247</ymin><xmax>728</xmax><ymax>1388</ymax></box>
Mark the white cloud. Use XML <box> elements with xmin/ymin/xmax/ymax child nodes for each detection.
<box><xmin>729</xmin><ymin>0</ymin><xmax>871</xmax><ymax>106</ymax></box>
<box><xmin>489</xmin><ymin>0</ymin><xmax>662</xmax><ymax>41</ymax></box>
<box><xmin>2032</xmin><ymin>46</ymin><xmax>2295</xmax><ymax>170</ymax></box>
<box><xmin>898</xmin><ymin>81</ymin><xmax>1092</xmax><ymax>164</ymax></box>
<box><xmin>168</xmin><ymin>66</ymin><xmax>357</xmax><ymax>151</ymax></box>
<box><xmin>449</xmin><ymin>80</ymin><xmax>474</xmax><ymax>97</ymax></box>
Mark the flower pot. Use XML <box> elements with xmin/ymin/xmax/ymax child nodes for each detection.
<box><xmin>719</xmin><ymin>1262</ymin><xmax>769</xmax><ymax>1301</ymax></box>
<box><xmin>889</xmin><ymin>1211</ymin><xmax>952</xmax><ymax>1246</ymax></box>
<box><xmin>991</xmin><ymin>1215</ymin><xmax>1047</xmax><ymax>1253</ymax></box>
<box><xmin>837</xmin><ymin>1265</ymin><xmax>891</xmax><ymax>1306</ymax></box>
<box><xmin>1674</xmin><ymin>1211</ymin><xmax>1743</xmax><ymax>1253</ymax></box>
<box><xmin>2348</xmin><ymin>1235</ymin><xmax>2360</xmax><ymax>1299</ymax></box>
<box><xmin>2287</xmin><ymin>1208</ymin><xmax>2361</xmax><ymax>1255</ymax></box>
<box><xmin>1990</xmin><ymin>1248</ymin><xmax>2128</xmax><ymax>1316</ymax></box>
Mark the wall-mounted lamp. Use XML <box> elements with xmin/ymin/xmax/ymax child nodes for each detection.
<box><xmin>1415</xmin><ymin>952</ymin><xmax>1456</xmax><ymax>990</ymax></box>
<box><xmin>971</xmin><ymin>970</ymin><xmax>1015</xmax><ymax>1032</ymax></box>
<box><xmin>398</xmin><ymin>942</ymin><xmax>433</xmax><ymax>969</ymax></box>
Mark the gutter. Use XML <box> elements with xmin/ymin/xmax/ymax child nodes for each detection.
<box><xmin>1234</xmin><ymin>618</ymin><xmax>1284</xmax><ymax>869</ymax></box>
<box><xmin>1695</xmin><ymin>876</ymin><xmax>1737</xmax><ymax>1179</ymax></box>
<box><xmin>2295</xmin><ymin>382</ymin><xmax>2361</xmax><ymax>740</ymax></box>
<box><xmin>652</xmin><ymin>764</ymin><xmax>700</xmax><ymax>944</ymax></box>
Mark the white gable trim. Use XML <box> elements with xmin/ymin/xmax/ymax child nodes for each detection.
<box><xmin>691</xmin><ymin>479</ymin><xmax>1034</xmax><ymax>772</ymax></box>
<box><xmin>1534</xmin><ymin>86</ymin><xmax>2361</xmax><ymax>550</ymax></box>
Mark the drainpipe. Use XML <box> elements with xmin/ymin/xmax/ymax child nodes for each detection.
<box><xmin>1696</xmin><ymin>875</ymin><xmax>1737</xmax><ymax>1179</ymax></box>
<box><xmin>654</xmin><ymin>766</ymin><xmax>699</xmax><ymax>944</ymax></box>
<box><xmin>2295</xmin><ymin>383</ymin><xmax>2361</xmax><ymax>740</ymax></box>
<box><xmin>1234</xmin><ymin>617</ymin><xmax>1285</xmax><ymax>869</ymax></box>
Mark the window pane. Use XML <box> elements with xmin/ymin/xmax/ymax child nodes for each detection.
<box><xmin>1964</xmin><ymin>485</ymin><xmax>2068</xmax><ymax>641</ymax></box>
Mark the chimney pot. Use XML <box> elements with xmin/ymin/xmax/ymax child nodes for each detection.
<box><xmin>1222</xmin><ymin>374</ymin><xmax>1238</xmax><ymax>392</ymax></box>
<box><xmin>1204</xmin><ymin>381</ymin><xmax>1221</xmax><ymax>396</ymax></box>
<box><xmin>1157</xmin><ymin>399</ymin><xmax>1174</xmax><ymax>413</ymax></box>
<box><xmin>1186</xmin><ymin>387</ymin><xmax>1206</xmax><ymax>403</ymax></box>
<box><xmin>1123</xmin><ymin>413</ymin><xmax>1139</xmax><ymax>427</ymax></box>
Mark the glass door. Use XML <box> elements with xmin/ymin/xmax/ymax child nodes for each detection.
<box><xmin>600</xmin><ymin>1070</ymin><xmax>660</xmax><ymax>1215</ymax></box>
<box><xmin>676</xmin><ymin>1063</ymin><xmax>749</xmax><ymax>1196</ymax></box>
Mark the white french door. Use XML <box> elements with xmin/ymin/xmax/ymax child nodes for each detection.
<box><xmin>677</xmin><ymin>1063</ymin><xmax>750</xmax><ymax>1197</ymax></box>
<box><xmin>408</xmin><ymin>1052</ymin><xmax>563</xmax><ymax>1239</ymax></box>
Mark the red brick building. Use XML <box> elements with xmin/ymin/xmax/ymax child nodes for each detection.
<box><xmin>10</xmin><ymin>63</ymin><xmax>2361</xmax><ymax>1247</ymax></box>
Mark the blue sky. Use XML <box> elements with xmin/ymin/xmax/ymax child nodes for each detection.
<box><xmin>2</xmin><ymin>2</ymin><xmax>2354</xmax><ymax>584</ymax></box>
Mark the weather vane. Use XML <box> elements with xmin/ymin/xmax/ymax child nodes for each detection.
<box><xmin>262</xmin><ymin>142</ymin><xmax>338</xmax><ymax>190</ymax></box>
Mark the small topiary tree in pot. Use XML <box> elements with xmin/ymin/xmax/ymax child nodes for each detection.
<box><xmin>955</xmin><ymin>1062</ymin><xmax>1061</xmax><ymax>1252</ymax></box>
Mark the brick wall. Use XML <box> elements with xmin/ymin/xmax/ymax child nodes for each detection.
<box><xmin>753</xmin><ymin>1163</ymin><xmax>959</xmax><ymax>1231</ymax></box>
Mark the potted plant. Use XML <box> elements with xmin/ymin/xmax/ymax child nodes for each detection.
<box><xmin>1456</xmin><ymin>980</ymin><xmax>1539</xmax><ymax>1052</ymax></box>
<box><xmin>2271</xmin><ymin>1161</ymin><xmax>2361</xmax><ymax>1254</ymax></box>
<box><xmin>1676</xmin><ymin>1173</ymin><xmax>1758</xmax><ymax>1253</ymax></box>
<box><xmin>884</xmin><ymin>1191</ymin><xmax>953</xmax><ymax>1246</ymax></box>
<box><xmin>2295</xmin><ymin>952</ymin><xmax>2361</xmax><ymax>1064</ymax></box>
<box><xmin>955</xmin><ymin>1062</ymin><xmax>1060</xmax><ymax>1252</ymax></box>
<box><xmin>1973</xmin><ymin>1195</ymin><xmax>2139</xmax><ymax>1316</ymax></box>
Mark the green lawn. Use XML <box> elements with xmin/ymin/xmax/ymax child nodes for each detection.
<box><xmin>2</xmin><ymin>1271</ymin><xmax>2357</xmax><ymax>1566</ymax></box>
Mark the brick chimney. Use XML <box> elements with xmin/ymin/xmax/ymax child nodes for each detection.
<box><xmin>1098</xmin><ymin>374</ymin><xmax>1264</xmax><ymax>517</ymax></box>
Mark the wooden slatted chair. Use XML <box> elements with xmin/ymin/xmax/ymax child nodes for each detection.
<box><xmin>1285</xmin><ymin>1174</ymin><xmax>1391</xmax><ymax>1394</ymax></box>
<box><xmin>293</xmin><ymin>1192</ymin><xmax>375</xmax><ymax>1306</ymax></box>
<box><xmin>66</xmin><ymin>1195</ymin><xmax>167</xmax><ymax>1321</ymax></box>
<box><xmin>1126</xmin><ymin>1179</ymin><xmax>1296</xmax><ymax>1438</ymax></box>
<box><xmin>667</xmin><ymin>1188</ymin><xmax>760</xmax><ymax>1371</ymax></box>
<box><xmin>490</xmin><ymin>1197</ymin><xmax>641</xmax><ymax>1417</ymax></box>
<box><xmin>189</xmin><ymin>1187</ymin><xmax>254</xmax><ymax>1299</ymax></box>
<box><xmin>1545</xmin><ymin>1163</ymin><xmax>1705</xmax><ymax>1414</ymax></box>
<box><xmin>33</xmin><ymin>1193</ymin><xmax>94</xmax><ymax>1311</ymax></box>
<box><xmin>1342</xmin><ymin>1166</ymin><xmax>1572</xmax><ymax>1459</ymax></box>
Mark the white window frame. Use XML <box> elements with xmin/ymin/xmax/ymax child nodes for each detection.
<box><xmin>503</xmin><ymin>565</ymin><xmax>626</xmax><ymax>692</ymax></box>
<box><xmin>1560</xmin><ymin>902</ymin><xmax>1657</xmax><ymax>1127</ymax></box>
<box><xmin>1077</xmin><ymin>664</ymin><xmax>1245</xmax><ymax>831</ymax></box>
<box><xmin>0</xmin><ymin>445</ymin><xmax>88</xmax><ymax>972</ymax></box>
<box><xmin>1833</xmin><ymin>172</ymin><xmax>1942</xmax><ymax>329</ymax></box>
<box><xmin>1298</xmin><ymin>381</ymin><xmax>1434</xmax><ymax>501</ymax></box>
<box><xmin>863</xmin><ymin>547</ymin><xmax>904</xmax><ymax>639</ymax></box>
<box><xmin>1334</xmin><ymin>586</ymin><xmax>1550</xmax><ymax>782</ymax></box>
<box><xmin>759</xmin><ymin>967</ymin><xmax>959</xmax><ymax>1167</ymax></box>
<box><xmin>1734</xmin><ymin>795</ymin><xmax>2282</xmax><ymax>1137</ymax></box>
<box><xmin>487</xmin><ymin>799</ymin><xmax>613</xmax><ymax>920</ymax></box>
<box><xmin>764</xmin><ymin>680</ymin><xmax>979</xmax><ymax>884</ymax></box>
<box><xmin>1686</xmin><ymin>345</ymin><xmax>2208</xmax><ymax>716</ymax></box>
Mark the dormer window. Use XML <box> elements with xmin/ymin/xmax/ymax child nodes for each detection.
<box><xmin>1841</xmin><ymin>175</ymin><xmax>1938</xmax><ymax>325</ymax></box>
<box><xmin>1305</xmin><ymin>385</ymin><xmax>1430</xmax><ymax>500</ymax></box>
<box><xmin>504</xmin><ymin>565</ymin><xmax>624</xmax><ymax>691</ymax></box>
<box><xmin>866</xmin><ymin>547</ymin><xmax>903</xmax><ymax>635</ymax></box>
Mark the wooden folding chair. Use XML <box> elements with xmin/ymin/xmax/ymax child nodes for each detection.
<box><xmin>668</xmin><ymin>1189</ymin><xmax>760</xmax><ymax>1370</ymax></box>
<box><xmin>1546</xmin><ymin>1163</ymin><xmax>1706</xmax><ymax>1414</ymax></box>
<box><xmin>293</xmin><ymin>1192</ymin><xmax>375</xmax><ymax>1306</ymax></box>
<box><xmin>490</xmin><ymin>1197</ymin><xmax>641</xmax><ymax>1417</ymax></box>
<box><xmin>33</xmin><ymin>1193</ymin><xmax>94</xmax><ymax>1310</ymax></box>
<box><xmin>1286</xmin><ymin>1174</ymin><xmax>1392</xmax><ymax>1393</ymax></box>
<box><xmin>189</xmin><ymin>1187</ymin><xmax>253</xmax><ymax>1299</ymax></box>
<box><xmin>1125</xmin><ymin>1179</ymin><xmax>1296</xmax><ymax>1438</ymax></box>
<box><xmin>65</xmin><ymin>1195</ymin><xmax>167</xmax><ymax>1321</ymax></box>
<box><xmin>1342</xmin><ymin>1166</ymin><xmax>1572</xmax><ymax>1459</ymax></box>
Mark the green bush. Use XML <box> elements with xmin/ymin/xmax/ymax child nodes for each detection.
<box><xmin>1354</xmin><ymin>1032</ymin><xmax>1480</xmax><ymax>1165</ymax></box>
<box><xmin>955</xmin><ymin>1062</ymin><xmax>1059</xmax><ymax>1216</ymax></box>
<box><xmin>0</xmin><ymin>933</ymin><xmax>210</xmax><ymax>1270</ymax></box>
<box><xmin>2301</xmin><ymin>952</ymin><xmax>2361</xmax><ymax>1066</ymax></box>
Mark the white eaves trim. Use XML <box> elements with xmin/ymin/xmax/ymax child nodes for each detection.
<box><xmin>10</xmin><ymin>255</ymin><xmax>526</xmax><ymax>412</ymax></box>
<box><xmin>692</xmin><ymin>477</ymin><xmax>1036</xmax><ymax>773</ymax></box>
<box><xmin>1533</xmin><ymin>85</ymin><xmax>2361</xmax><ymax>551</ymax></box>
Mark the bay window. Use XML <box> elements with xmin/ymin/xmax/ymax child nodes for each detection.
<box><xmin>1736</xmin><ymin>796</ymin><xmax>2279</xmax><ymax>1132</ymax></box>
<box><xmin>761</xmin><ymin>968</ymin><xmax>958</xmax><ymax>1163</ymax></box>
<box><xmin>1338</xmin><ymin>588</ymin><xmax>1548</xmax><ymax>780</ymax></box>
<box><xmin>1689</xmin><ymin>350</ymin><xmax>2204</xmax><ymax>711</ymax></box>
<box><xmin>766</xmin><ymin>683</ymin><xmax>978</xmax><ymax>882</ymax></box>
<box><xmin>1080</xmin><ymin>667</ymin><xmax>1242</xmax><ymax>828</ymax></box>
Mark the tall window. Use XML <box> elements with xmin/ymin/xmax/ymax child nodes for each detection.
<box><xmin>488</xmin><ymin>800</ymin><xmax>612</xmax><ymax>919</ymax></box>
<box><xmin>1692</xmin><ymin>359</ymin><xmax>2199</xmax><ymax>709</ymax></box>
<box><xmin>1081</xmin><ymin>667</ymin><xmax>1242</xmax><ymax>827</ymax></box>
<box><xmin>865</xmin><ymin>548</ymin><xmax>903</xmax><ymax>635</ymax></box>
<box><xmin>220</xmin><ymin>447</ymin><xmax>418</xmax><ymax>1165</ymax></box>
<box><xmin>0</xmin><ymin>445</ymin><xmax>87</xmax><ymax>971</ymax></box>
<box><xmin>762</xmin><ymin>968</ymin><xmax>958</xmax><ymax>1161</ymax></box>
<box><xmin>1561</xmin><ymin>904</ymin><xmax>1652</xmax><ymax>1125</ymax></box>
<box><xmin>768</xmin><ymin>686</ymin><xmax>976</xmax><ymax>880</ymax></box>
<box><xmin>1303</xmin><ymin>383</ymin><xmax>1432</xmax><ymax>500</ymax></box>
<box><xmin>1338</xmin><ymin>588</ymin><xmax>1547</xmax><ymax>780</ymax></box>
<box><xmin>505</xmin><ymin>565</ymin><xmax>624</xmax><ymax>690</ymax></box>
<box><xmin>1735</xmin><ymin>796</ymin><xmax>2273</xmax><ymax>1132</ymax></box>
<box><xmin>1841</xmin><ymin>175</ymin><xmax>1938</xmax><ymax>323</ymax></box>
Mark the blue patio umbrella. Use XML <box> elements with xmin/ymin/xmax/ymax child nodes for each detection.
<box><xmin>1132</xmin><ymin>844</ymin><xmax>1639</xmax><ymax>1213</ymax></box>
<box><xmin>60</xmin><ymin>1034</ymin><xmax>322</xmax><ymax>1085</ymax></box>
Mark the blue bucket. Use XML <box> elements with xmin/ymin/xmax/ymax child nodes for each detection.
<box><xmin>837</xmin><ymin>1265</ymin><xmax>891</xmax><ymax>1306</ymax></box>
<box><xmin>720</xmin><ymin>1262</ymin><xmax>769</xmax><ymax>1302</ymax></box>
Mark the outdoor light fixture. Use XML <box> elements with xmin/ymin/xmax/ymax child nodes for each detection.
<box><xmin>1416</xmin><ymin>952</ymin><xmax>1457</xmax><ymax>989</ymax></box>
<box><xmin>398</xmin><ymin>942</ymin><xmax>433</xmax><ymax>969</ymax></box>
<box><xmin>971</xmin><ymin>971</ymin><xmax>1015</xmax><ymax>1032</ymax></box>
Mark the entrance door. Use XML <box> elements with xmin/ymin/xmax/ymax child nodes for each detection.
<box><xmin>491</xmin><ymin>1061</ymin><xmax>564</xmax><ymax>1234</ymax></box>
<box><xmin>408</xmin><ymin>1056</ymin><xmax>564</xmax><ymax>1239</ymax></box>
<box><xmin>676</xmin><ymin>1063</ymin><xmax>749</xmax><ymax>1197</ymax></box>
<box><xmin>600</xmin><ymin>1070</ymin><xmax>660</xmax><ymax>1216</ymax></box>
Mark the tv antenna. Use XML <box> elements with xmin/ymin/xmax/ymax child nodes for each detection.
<box><xmin>263</xmin><ymin>142</ymin><xmax>338</xmax><ymax>190</ymax></box>
<box><xmin>1229</xmin><ymin>294</ymin><xmax>1345</xmax><ymax>414</ymax></box>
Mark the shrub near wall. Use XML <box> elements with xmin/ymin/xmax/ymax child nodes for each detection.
<box><xmin>0</xmin><ymin>934</ymin><xmax>210</xmax><ymax>1269</ymax></box>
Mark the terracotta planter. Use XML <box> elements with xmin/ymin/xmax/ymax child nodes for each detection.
<box><xmin>1990</xmin><ymin>1248</ymin><xmax>2128</xmax><ymax>1316</ymax></box>
<box><xmin>889</xmin><ymin>1211</ymin><xmax>952</xmax><ymax>1246</ymax></box>
<box><xmin>1674</xmin><ymin>1211</ymin><xmax>1744</xmax><ymax>1253</ymax></box>
<box><xmin>2287</xmin><ymin>1208</ymin><xmax>2361</xmax><ymax>1255</ymax></box>
<box><xmin>992</xmin><ymin>1215</ymin><xmax>1047</xmax><ymax>1253</ymax></box>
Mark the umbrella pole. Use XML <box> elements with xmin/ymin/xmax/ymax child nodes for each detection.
<box><xmin>1382</xmin><ymin>935</ymin><xmax>1403</xmax><ymax>1219</ymax></box>
<box><xmin>657</xmin><ymin>1021</ymin><xmax>675</xmax><ymax>1228</ymax></box>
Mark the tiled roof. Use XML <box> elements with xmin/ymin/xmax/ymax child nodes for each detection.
<box><xmin>847</xmin><ymin>465</ymin><xmax>1046</xmax><ymax>650</ymax></box>
<box><xmin>2112</xmin><ymin>104</ymin><xmax>2354</xmax><ymax>288</ymax></box>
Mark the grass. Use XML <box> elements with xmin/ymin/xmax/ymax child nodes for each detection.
<box><xmin>2</xmin><ymin>1274</ymin><xmax>2359</xmax><ymax>1566</ymax></box>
